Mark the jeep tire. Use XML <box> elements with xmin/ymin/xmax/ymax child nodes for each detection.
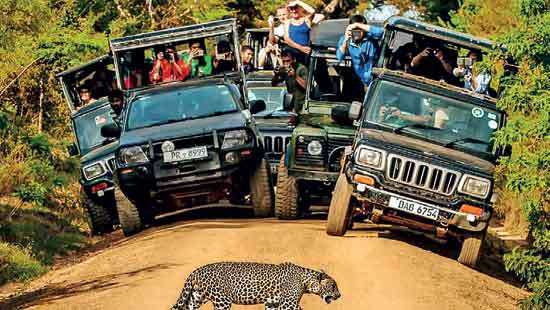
<box><xmin>114</xmin><ymin>187</ymin><xmax>143</xmax><ymax>236</ymax></box>
<box><xmin>249</xmin><ymin>158</ymin><xmax>274</xmax><ymax>217</ymax></box>
<box><xmin>275</xmin><ymin>157</ymin><xmax>300</xmax><ymax>219</ymax></box>
<box><xmin>326</xmin><ymin>172</ymin><xmax>353</xmax><ymax>236</ymax></box>
<box><xmin>82</xmin><ymin>191</ymin><xmax>114</xmax><ymax>236</ymax></box>
<box><xmin>458</xmin><ymin>233</ymin><xmax>484</xmax><ymax>268</ymax></box>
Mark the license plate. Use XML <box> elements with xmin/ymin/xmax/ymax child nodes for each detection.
<box><xmin>388</xmin><ymin>196</ymin><xmax>439</xmax><ymax>220</ymax></box>
<box><xmin>163</xmin><ymin>146</ymin><xmax>208</xmax><ymax>163</ymax></box>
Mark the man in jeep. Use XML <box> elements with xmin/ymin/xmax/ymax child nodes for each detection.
<box><xmin>337</xmin><ymin>14</ymin><xmax>383</xmax><ymax>88</ymax></box>
<box><xmin>272</xmin><ymin>48</ymin><xmax>308</xmax><ymax>112</ymax></box>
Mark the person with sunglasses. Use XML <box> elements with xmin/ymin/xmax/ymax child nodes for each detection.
<box><xmin>283</xmin><ymin>0</ymin><xmax>325</xmax><ymax>65</ymax></box>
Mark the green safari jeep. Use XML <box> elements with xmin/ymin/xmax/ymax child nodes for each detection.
<box><xmin>275</xmin><ymin>19</ymin><xmax>368</xmax><ymax>218</ymax></box>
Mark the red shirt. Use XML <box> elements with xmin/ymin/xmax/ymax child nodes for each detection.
<box><xmin>149</xmin><ymin>59</ymin><xmax>190</xmax><ymax>83</ymax></box>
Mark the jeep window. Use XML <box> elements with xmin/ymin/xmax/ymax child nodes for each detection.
<box><xmin>248</xmin><ymin>87</ymin><xmax>285</xmax><ymax>115</ymax></box>
<box><xmin>116</xmin><ymin>36</ymin><xmax>237</xmax><ymax>90</ymax></box>
<box><xmin>309</xmin><ymin>57</ymin><xmax>364</xmax><ymax>103</ymax></box>
<box><xmin>74</xmin><ymin>105</ymin><xmax>115</xmax><ymax>154</ymax></box>
<box><xmin>126</xmin><ymin>85</ymin><xmax>238</xmax><ymax>130</ymax></box>
<box><xmin>384</xmin><ymin>30</ymin><xmax>498</xmax><ymax>97</ymax></box>
<box><xmin>365</xmin><ymin>81</ymin><xmax>502</xmax><ymax>155</ymax></box>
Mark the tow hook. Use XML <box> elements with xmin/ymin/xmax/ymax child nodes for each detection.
<box><xmin>436</xmin><ymin>227</ymin><xmax>447</xmax><ymax>238</ymax></box>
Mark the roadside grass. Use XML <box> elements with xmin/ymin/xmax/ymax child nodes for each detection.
<box><xmin>0</xmin><ymin>242</ymin><xmax>46</xmax><ymax>284</ymax></box>
<box><xmin>0</xmin><ymin>203</ymin><xmax>89</xmax><ymax>285</ymax></box>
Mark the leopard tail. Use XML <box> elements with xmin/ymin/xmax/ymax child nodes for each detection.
<box><xmin>171</xmin><ymin>276</ymin><xmax>194</xmax><ymax>310</ymax></box>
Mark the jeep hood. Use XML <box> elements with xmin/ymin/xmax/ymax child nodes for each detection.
<box><xmin>359</xmin><ymin>129</ymin><xmax>495</xmax><ymax>175</ymax></box>
<box><xmin>120</xmin><ymin>112</ymin><xmax>248</xmax><ymax>147</ymax></box>
<box><xmin>301</xmin><ymin>114</ymin><xmax>355</xmax><ymax>136</ymax></box>
<box><xmin>80</xmin><ymin>140</ymin><xmax>118</xmax><ymax>164</ymax></box>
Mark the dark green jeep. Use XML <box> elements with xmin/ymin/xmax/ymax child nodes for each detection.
<box><xmin>275</xmin><ymin>19</ymin><xmax>366</xmax><ymax>219</ymax></box>
<box><xmin>57</xmin><ymin>55</ymin><xmax>120</xmax><ymax>235</ymax></box>
<box><xmin>326</xmin><ymin>70</ymin><xmax>508</xmax><ymax>268</ymax></box>
<box><xmin>326</xmin><ymin>17</ymin><xmax>512</xmax><ymax>268</ymax></box>
<box><xmin>102</xmin><ymin>20</ymin><xmax>274</xmax><ymax>236</ymax></box>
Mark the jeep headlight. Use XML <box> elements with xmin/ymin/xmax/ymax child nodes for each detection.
<box><xmin>307</xmin><ymin>140</ymin><xmax>323</xmax><ymax>156</ymax></box>
<box><xmin>355</xmin><ymin>147</ymin><xmax>385</xmax><ymax>170</ymax></box>
<box><xmin>222</xmin><ymin>130</ymin><xmax>249</xmax><ymax>149</ymax></box>
<box><xmin>459</xmin><ymin>175</ymin><xmax>491</xmax><ymax>199</ymax></box>
<box><xmin>120</xmin><ymin>146</ymin><xmax>149</xmax><ymax>165</ymax></box>
<box><xmin>83</xmin><ymin>162</ymin><xmax>106</xmax><ymax>180</ymax></box>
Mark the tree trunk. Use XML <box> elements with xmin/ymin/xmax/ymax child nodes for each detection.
<box><xmin>38</xmin><ymin>78</ymin><xmax>44</xmax><ymax>133</ymax></box>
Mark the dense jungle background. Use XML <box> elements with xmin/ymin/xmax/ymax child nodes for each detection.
<box><xmin>0</xmin><ymin>0</ymin><xmax>547</xmax><ymax>308</ymax></box>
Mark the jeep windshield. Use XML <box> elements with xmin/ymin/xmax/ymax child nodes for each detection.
<box><xmin>126</xmin><ymin>84</ymin><xmax>238</xmax><ymax>130</ymax></box>
<box><xmin>74</xmin><ymin>105</ymin><xmax>115</xmax><ymax>154</ymax></box>
<box><xmin>248</xmin><ymin>87</ymin><xmax>285</xmax><ymax>116</ymax></box>
<box><xmin>364</xmin><ymin>80</ymin><xmax>503</xmax><ymax>155</ymax></box>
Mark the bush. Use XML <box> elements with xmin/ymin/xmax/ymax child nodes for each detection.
<box><xmin>13</xmin><ymin>181</ymin><xmax>48</xmax><ymax>206</ymax></box>
<box><xmin>0</xmin><ymin>242</ymin><xmax>46</xmax><ymax>285</ymax></box>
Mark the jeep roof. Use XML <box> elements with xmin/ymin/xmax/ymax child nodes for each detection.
<box><xmin>310</xmin><ymin>19</ymin><xmax>384</xmax><ymax>49</ymax></box>
<box><xmin>110</xmin><ymin>19</ymin><xmax>239</xmax><ymax>52</ymax></box>
<box><xmin>385</xmin><ymin>16</ymin><xmax>497</xmax><ymax>51</ymax></box>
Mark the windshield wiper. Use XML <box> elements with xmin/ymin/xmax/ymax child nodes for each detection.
<box><xmin>445</xmin><ymin>137</ymin><xmax>490</xmax><ymax>147</ymax></box>
<box><xmin>393</xmin><ymin>123</ymin><xmax>441</xmax><ymax>134</ymax></box>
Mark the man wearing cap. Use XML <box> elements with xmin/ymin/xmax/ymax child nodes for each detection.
<box><xmin>336</xmin><ymin>14</ymin><xmax>384</xmax><ymax>88</ymax></box>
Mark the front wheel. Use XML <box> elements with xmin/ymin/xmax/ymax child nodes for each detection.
<box><xmin>249</xmin><ymin>158</ymin><xmax>274</xmax><ymax>217</ymax></box>
<box><xmin>82</xmin><ymin>191</ymin><xmax>114</xmax><ymax>236</ymax></box>
<box><xmin>275</xmin><ymin>157</ymin><xmax>300</xmax><ymax>219</ymax></box>
<box><xmin>114</xmin><ymin>187</ymin><xmax>143</xmax><ymax>237</ymax></box>
<box><xmin>457</xmin><ymin>233</ymin><xmax>485</xmax><ymax>268</ymax></box>
<box><xmin>326</xmin><ymin>172</ymin><xmax>353</xmax><ymax>236</ymax></box>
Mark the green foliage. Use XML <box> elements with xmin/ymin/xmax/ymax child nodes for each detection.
<box><xmin>25</xmin><ymin>134</ymin><xmax>52</xmax><ymax>156</ymax></box>
<box><xmin>0</xmin><ymin>242</ymin><xmax>46</xmax><ymax>285</ymax></box>
<box><xmin>14</xmin><ymin>182</ymin><xmax>48</xmax><ymax>206</ymax></box>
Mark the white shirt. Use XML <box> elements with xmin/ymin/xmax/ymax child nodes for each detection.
<box><xmin>274</xmin><ymin>24</ymin><xmax>285</xmax><ymax>38</ymax></box>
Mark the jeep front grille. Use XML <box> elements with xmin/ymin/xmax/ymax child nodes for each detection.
<box><xmin>386</xmin><ymin>154</ymin><xmax>461</xmax><ymax>196</ymax></box>
<box><xmin>327</xmin><ymin>136</ymin><xmax>353</xmax><ymax>172</ymax></box>
<box><xmin>264</xmin><ymin>135</ymin><xmax>291</xmax><ymax>154</ymax></box>
<box><xmin>106</xmin><ymin>157</ymin><xmax>116</xmax><ymax>173</ymax></box>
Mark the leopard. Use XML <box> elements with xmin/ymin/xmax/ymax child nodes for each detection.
<box><xmin>170</xmin><ymin>262</ymin><xmax>341</xmax><ymax>310</ymax></box>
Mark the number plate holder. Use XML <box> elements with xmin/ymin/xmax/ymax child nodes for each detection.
<box><xmin>163</xmin><ymin>146</ymin><xmax>208</xmax><ymax>163</ymax></box>
<box><xmin>388</xmin><ymin>196</ymin><xmax>440</xmax><ymax>221</ymax></box>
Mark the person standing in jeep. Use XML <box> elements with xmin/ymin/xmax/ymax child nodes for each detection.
<box><xmin>336</xmin><ymin>14</ymin><xmax>384</xmax><ymax>88</ymax></box>
<box><xmin>272</xmin><ymin>49</ymin><xmax>308</xmax><ymax>113</ymax></box>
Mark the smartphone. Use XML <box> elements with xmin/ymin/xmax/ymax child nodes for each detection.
<box><xmin>195</xmin><ymin>50</ymin><xmax>204</xmax><ymax>57</ymax></box>
<box><xmin>457</xmin><ymin>57</ymin><xmax>465</xmax><ymax>66</ymax></box>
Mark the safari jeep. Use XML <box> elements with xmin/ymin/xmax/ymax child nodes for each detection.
<box><xmin>57</xmin><ymin>55</ymin><xmax>120</xmax><ymax>235</ymax></box>
<box><xmin>275</xmin><ymin>19</ymin><xmax>367</xmax><ymax>219</ymax></box>
<box><xmin>244</xmin><ymin>29</ymin><xmax>296</xmax><ymax>179</ymax></box>
<box><xmin>101</xmin><ymin>19</ymin><xmax>274</xmax><ymax>236</ymax></box>
<box><xmin>326</xmin><ymin>69</ymin><xmax>509</xmax><ymax>267</ymax></box>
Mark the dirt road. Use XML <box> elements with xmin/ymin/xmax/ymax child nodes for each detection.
<box><xmin>1</xmin><ymin>207</ymin><xmax>527</xmax><ymax>310</ymax></box>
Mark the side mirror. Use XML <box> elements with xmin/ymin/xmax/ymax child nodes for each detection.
<box><xmin>331</xmin><ymin>105</ymin><xmax>353</xmax><ymax>125</ymax></box>
<box><xmin>101</xmin><ymin>123</ymin><xmax>121</xmax><ymax>139</ymax></box>
<box><xmin>67</xmin><ymin>143</ymin><xmax>79</xmax><ymax>157</ymax></box>
<box><xmin>249</xmin><ymin>99</ymin><xmax>266</xmax><ymax>115</ymax></box>
<box><xmin>349</xmin><ymin>101</ymin><xmax>363</xmax><ymax>121</ymax></box>
<box><xmin>283</xmin><ymin>93</ymin><xmax>294</xmax><ymax>111</ymax></box>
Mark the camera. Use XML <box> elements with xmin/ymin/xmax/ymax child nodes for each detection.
<box><xmin>351</xmin><ymin>29</ymin><xmax>363</xmax><ymax>42</ymax></box>
<box><xmin>273</xmin><ymin>17</ymin><xmax>280</xmax><ymax>23</ymax></box>
<box><xmin>274</xmin><ymin>66</ymin><xmax>289</xmax><ymax>79</ymax></box>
